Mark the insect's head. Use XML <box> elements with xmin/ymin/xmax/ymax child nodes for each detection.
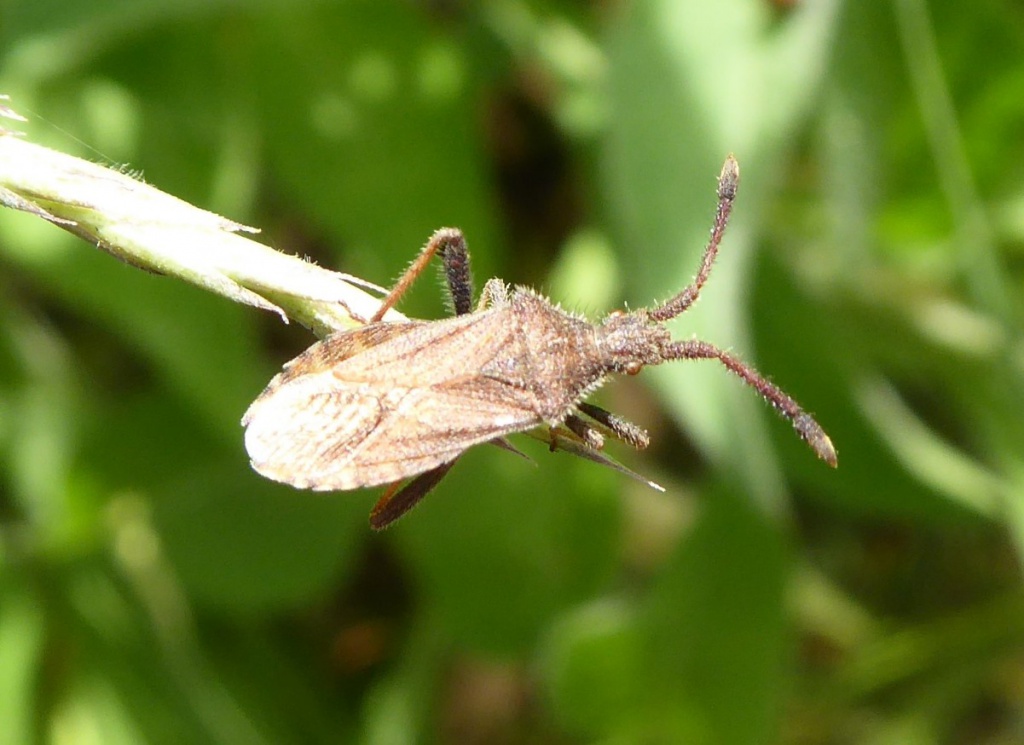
<box><xmin>596</xmin><ymin>308</ymin><xmax>673</xmax><ymax>375</ymax></box>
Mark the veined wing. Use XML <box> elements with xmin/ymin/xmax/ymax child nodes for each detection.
<box><xmin>242</xmin><ymin>312</ymin><xmax>542</xmax><ymax>490</ymax></box>
<box><xmin>266</xmin><ymin>312</ymin><xmax>497</xmax><ymax>387</ymax></box>
<box><xmin>270</xmin><ymin>308</ymin><xmax>518</xmax><ymax>389</ymax></box>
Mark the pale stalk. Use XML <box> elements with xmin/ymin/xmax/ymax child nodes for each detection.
<box><xmin>0</xmin><ymin>96</ymin><xmax>400</xmax><ymax>338</ymax></box>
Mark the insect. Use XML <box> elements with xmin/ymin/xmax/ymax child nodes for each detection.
<box><xmin>242</xmin><ymin>156</ymin><xmax>836</xmax><ymax>529</ymax></box>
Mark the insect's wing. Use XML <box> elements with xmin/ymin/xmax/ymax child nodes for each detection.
<box><xmin>267</xmin><ymin>321</ymin><xmax>433</xmax><ymax>387</ymax></box>
<box><xmin>243</xmin><ymin>314</ymin><xmax>542</xmax><ymax>490</ymax></box>
<box><xmin>345</xmin><ymin>376</ymin><xmax>542</xmax><ymax>474</ymax></box>
<box><xmin>243</xmin><ymin>366</ymin><xmax>387</xmax><ymax>490</ymax></box>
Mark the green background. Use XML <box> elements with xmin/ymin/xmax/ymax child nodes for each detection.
<box><xmin>2</xmin><ymin>1</ymin><xmax>1023</xmax><ymax>743</ymax></box>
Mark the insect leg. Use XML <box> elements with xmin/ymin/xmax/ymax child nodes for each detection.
<box><xmin>438</xmin><ymin>229</ymin><xmax>475</xmax><ymax>316</ymax></box>
<box><xmin>477</xmin><ymin>278</ymin><xmax>510</xmax><ymax>311</ymax></box>
<box><xmin>564</xmin><ymin>413</ymin><xmax>606</xmax><ymax>450</ymax></box>
<box><xmin>369</xmin><ymin>230</ymin><xmax>493</xmax><ymax>526</ymax></box>
<box><xmin>369</xmin><ymin>433</ymin><xmax>529</xmax><ymax>529</ymax></box>
<box><xmin>576</xmin><ymin>402</ymin><xmax>651</xmax><ymax>449</ymax></box>
<box><xmin>369</xmin><ymin>460</ymin><xmax>459</xmax><ymax>530</ymax></box>
<box><xmin>372</xmin><ymin>228</ymin><xmax>469</xmax><ymax>322</ymax></box>
<box><xmin>664</xmin><ymin>339</ymin><xmax>837</xmax><ymax>466</ymax></box>
<box><xmin>650</xmin><ymin>156</ymin><xmax>739</xmax><ymax>322</ymax></box>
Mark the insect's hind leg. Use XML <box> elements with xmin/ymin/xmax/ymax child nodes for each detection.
<box><xmin>370</xmin><ymin>460</ymin><xmax>459</xmax><ymax>530</ymax></box>
<box><xmin>372</xmin><ymin>228</ymin><xmax>474</xmax><ymax>322</ymax></box>
<box><xmin>438</xmin><ymin>229</ymin><xmax>475</xmax><ymax>317</ymax></box>
<box><xmin>367</xmin><ymin>229</ymin><xmax>486</xmax><ymax>529</ymax></box>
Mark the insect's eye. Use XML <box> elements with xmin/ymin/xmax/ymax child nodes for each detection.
<box><xmin>625</xmin><ymin>361</ymin><xmax>644</xmax><ymax>376</ymax></box>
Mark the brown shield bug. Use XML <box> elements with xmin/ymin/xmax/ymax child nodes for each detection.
<box><xmin>242</xmin><ymin>156</ymin><xmax>836</xmax><ymax>529</ymax></box>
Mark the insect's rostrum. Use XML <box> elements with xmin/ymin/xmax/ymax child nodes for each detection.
<box><xmin>242</xmin><ymin>156</ymin><xmax>836</xmax><ymax>530</ymax></box>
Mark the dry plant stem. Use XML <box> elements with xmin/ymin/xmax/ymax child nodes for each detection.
<box><xmin>0</xmin><ymin>101</ymin><xmax>394</xmax><ymax>336</ymax></box>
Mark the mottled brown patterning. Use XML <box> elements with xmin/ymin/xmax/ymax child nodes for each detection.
<box><xmin>243</xmin><ymin>296</ymin><xmax>586</xmax><ymax>490</ymax></box>
<box><xmin>242</xmin><ymin>156</ymin><xmax>836</xmax><ymax>530</ymax></box>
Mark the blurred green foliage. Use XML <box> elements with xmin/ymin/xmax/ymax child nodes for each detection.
<box><xmin>2</xmin><ymin>0</ymin><xmax>1023</xmax><ymax>743</ymax></box>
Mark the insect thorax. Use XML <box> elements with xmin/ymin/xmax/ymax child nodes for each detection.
<box><xmin>481</xmin><ymin>289</ymin><xmax>609</xmax><ymax>422</ymax></box>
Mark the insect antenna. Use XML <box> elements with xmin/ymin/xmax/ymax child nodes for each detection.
<box><xmin>649</xmin><ymin>155</ymin><xmax>739</xmax><ymax>322</ymax></box>
<box><xmin>665</xmin><ymin>339</ymin><xmax>837</xmax><ymax>466</ymax></box>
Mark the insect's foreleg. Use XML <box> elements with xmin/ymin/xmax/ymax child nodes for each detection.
<box><xmin>372</xmin><ymin>228</ymin><xmax>469</xmax><ymax>322</ymax></box>
<box><xmin>564</xmin><ymin>413</ymin><xmax>606</xmax><ymax>450</ymax></box>
<box><xmin>576</xmin><ymin>402</ymin><xmax>651</xmax><ymax>450</ymax></box>
<box><xmin>663</xmin><ymin>339</ymin><xmax>837</xmax><ymax>466</ymax></box>
<box><xmin>650</xmin><ymin>156</ymin><xmax>739</xmax><ymax>322</ymax></box>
